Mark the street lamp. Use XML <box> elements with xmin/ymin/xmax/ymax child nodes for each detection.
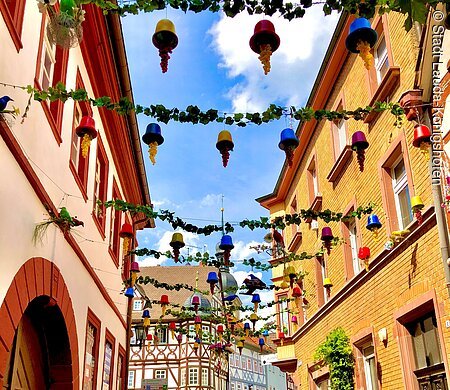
<box><xmin>133</xmin><ymin>324</ymin><xmax>147</xmax><ymax>348</ymax></box>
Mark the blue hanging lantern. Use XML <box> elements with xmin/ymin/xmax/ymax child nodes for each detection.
<box><xmin>366</xmin><ymin>214</ymin><xmax>382</xmax><ymax>241</ymax></box>
<box><xmin>279</xmin><ymin>128</ymin><xmax>299</xmax><ymax>167</ymax></box>
<box><xmin>251</xmin><ymin>293</ymin><xmax>261</xmax><ymax>312</ymax></box>
<box><xmin>262</xmin><ymin>329</ymin><xmax>269</xmax><ymax>341</ymax></box>
<box><xmin>258</xmin><ymin>337</ymin><xmax>265</xmax><ymax>352</ymax></box>
<box><xmin>124</xmin><ymin>287</ymin><xmax>134</xmax><ymax>298</ymax></box>
<box><xmin>244</xmin><ymin>322</ymin><xmax>251</xmax><ymax>336</ymax></box>
<box><xmin>220</xmin><ymin>234</ymin><xmax>234</xmax><ymax>266</ymax></box>
<box><xmin>142</xmin><ymin>123</ymin><xmax>164</xmax><ymax>165</ymax></box>
<box><xmin>142</xmin><ymin>309</ymin><xmax>150</xmax><ymax>327</ymax></box>
<box><xmin>206</xmin><ymin>271</ymin><xmax>219</xmax><ymax>294</ymax></box>
<box><xmin>345</xmin><ymin>18</ymin><xmax>378</xmax><ymax>69</ymax></box>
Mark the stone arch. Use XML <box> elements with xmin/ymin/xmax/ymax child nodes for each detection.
<box><xmin>0</xmin><ymin>257</ymin><xmax>79</xmax><ymax>388</ymax></box>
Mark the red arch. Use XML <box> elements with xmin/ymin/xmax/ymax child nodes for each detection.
<box><xmin>0</xmin><ymin>257</ymin><xmax>79</xmax><ymax>388</ymax></box>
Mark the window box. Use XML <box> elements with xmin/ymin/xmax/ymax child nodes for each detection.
<box><xmin>326</xmin><ymin>146</ymin><xmax>353</xmax><ymax>183</ymax></box>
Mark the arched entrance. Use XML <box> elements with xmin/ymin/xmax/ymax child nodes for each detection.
<box><xmin>0</xmin><ymin>258</ymin><xmax>79</xmax><ymax>389</ymax></box>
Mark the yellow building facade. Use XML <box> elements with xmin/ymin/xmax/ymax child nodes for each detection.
<box><xmin>258</xmin><ymin>11</ymin><xmax>450</xmax><ymax>390</ymax></box>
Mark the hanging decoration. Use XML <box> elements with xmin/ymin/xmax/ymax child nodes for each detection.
<box><xmin>237</xmin><ymin>338</ymin><xmax>244</xmax><ymax>355</ymax></box>
<box><xmin>176</xmin><ymin>333</ymin><xmax>183</xmax><ymax>344</ymax></box>
<box><xmin>284</xmin><ymin>265</ymin><xmax>297</xmax><ymax>288</ymax></box>
<box><xmin>217</xmin><ymin>324</ymin><xmax>224</xmax><ymax>341</ymax></box>
<box><xmin>152</xmin><ymin>19</ymin><xmax>178</xmax><ymax>73</ymax></box>
<box><xmin>345</xmin><ymin>17</ymin><xmax>377</xmax><ymax>70</ymax></box>
<box><xmin>216</xmin><ymin>130</ymin><xmax>234</xmax><ymax>167</ymax></box>
<box><xmin>279</xmin><ymin>128</ymin><xmax>299</xmax><ymax>167</ymax></box>
<box><xmin>191</xmin><ymin>295</ymin><xmax>201</xmax><ymax>313</ymax></box>
<box><xmin>291</xmin><ymin>315</ymin><xmax>298</xmax><ymax>330</ymax></box>
<box><xmin>75</xmin><ymin>116</ymin><xmax>97</xmax><ymax>158</ymax></box>
<box><xmin>413</xmin><ymin>124</ymin><xmax>431</xmax><ymax>159</ymax></box>
<box><xmin>411</xmin><ymin>196</ymin><xmax>425</xmax><ymax>225</ymax></box>
<box><xmin>323</xmin><ymin>277</ymin><xmax>333</xmax><ymax>289</ymax></box>
<box><xmin>262</xmin><ymin>329</ymin><xmax>269</xmax><ymax>341</ymax></box>
<box><xmin>170</xmin><ymin>232</ymin><xmax>185</xmax><ymax>262</ymax></box>
<box><xmin>195</xmin><ymin>315</ymin><xmax>202</xmax><ymax>332</ymax></box>
<box><xmin>39</xmin><ymin>0</ymin><xmax>85</xmax><ymax>48</ymax></box>
<box><xmin>119</xmin><ymin>223</ymin><xmax>134</xmax><ymax>255</ymax></box>
<box><xmin>130</xmin><ymin>261</ymin><xmax>140</xmax><ymax>286</ymax></box>
<box><xmin>207</xmin><ymin>272</ymin><xmax>219</xmax><ymax>294</ymax></box>
<box><xmin>160</xmin><ymin>294</ymin><xmax>169</xmax><ymax>315</ymax></box>
<box><xmin>142</xmin><ymin>309</ymin><xmax>151</xmax><ymax>328</ymax></box>
<box><xmin>351</xmin><ymin>131</ymin><xmax>369</xmax><ymax>172</ymax></box>
<box><xmin>321</xmin><ymin>227</ymin><xmax>334</xmax><ymax>255</ymax></box>
<box><xmin>244</xmin><ymin>322</ymin><xmax>251</xmax><ymax>336</ymax></box>
<box><xmin>124</xmin><ymin>286</ymin><xmax>134</xmax><ymax>298</ymax></box>
<box><xmin>219</xmin><ymin>234</ymin><xmax>234</xmax><ymax>266</ymax></box>
<box><xmin>250</xmin><ymin>313</ymin><xmax>258</xmax><ymax>331</ymax></box>
<box><xmin>193</xmin><ymin>336</ymin><xmax>201</xmax><ymax>353</ymax></box>
<box><xmin>278</xmin><ymin>331</ymin><xmax>285</xmax><ymax>346</ymax></box>
<box><xmin>366</xmin><ymin>214</ymin><xmax>382</xmax><ymax>241</ymax></box>
<box><xmin>249</xmin><ymin>20</ymin><xmax>280</xmax><ymax>75</ymax></box>
<box><xmin>169</xmin><ymin>321</ymin><xmax>176</xmax><ymax>338</ymax></box>
<box><xmin>258</xmin><ymin>337</ymin><xmax>265</xmax><ymax>352</ymax></box>
<box><xmin>142</xmin><ymin>123</ymin><xmax>164</xmax><ymax>164</ymax></box>
<box><xmin>358</xmin><ymin>246</ymin><xmax>370</xmax><ymax>271</ymax></box>
<box><xmin>251</xmin><ymin>294</ymin><xmax>261</xmax><ymax>313</ymax></box>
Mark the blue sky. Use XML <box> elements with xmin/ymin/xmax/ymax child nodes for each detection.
<box><xmin>122</xmin><ymin>8</ymin><xmax>339</xmax><ymax>313</ymax></box>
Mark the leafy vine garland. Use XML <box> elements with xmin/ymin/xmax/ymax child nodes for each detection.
<box><xmin>25</xmin><ymin>83</ymin><xmax>405</xmax><ymax>128</ymax></box>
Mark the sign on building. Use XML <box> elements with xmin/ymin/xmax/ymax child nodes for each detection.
<box><xmin>141</xmin><ymin>378</ymin><xmax>168</xmax><ymax>390</ymax></box>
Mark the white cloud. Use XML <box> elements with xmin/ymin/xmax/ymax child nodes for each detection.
<box><xmin>200</xmin><ymin>193</ymin><xmax>223</xmax><ymax>208</ymax></box>
<box><xmin>208</xmin><ymin>9</ymin><xmax>339</xmax><ymax>112</ymax></box>
<box><xmin>231</xmin><ymin>240</ymin><xmax>265</xmax><ymax>261</ymax></box>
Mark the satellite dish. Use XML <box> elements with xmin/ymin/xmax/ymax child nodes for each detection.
<box><xmin>263</xmin><ymin>233</ymin><xmax>273</xmax><ymax>243</ymax></box>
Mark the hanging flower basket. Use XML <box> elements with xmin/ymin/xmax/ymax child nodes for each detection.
<box><xmin>39</xmin><ymin>0</ymin><xmax>85</xmax><ymax>49</ymax></box>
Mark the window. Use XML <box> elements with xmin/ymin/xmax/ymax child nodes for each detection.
<box><xmin>156</xmin><ymin>328</ymin><xmax>168</xmax><ymax>344</ymax></box>
<box><xmin>133</xmin><ymin>300</ymin><xmax>142</xmax><ymax>311</ymax></box>
<box><xmin>189</xmin><ymin>368</ymin><xmax>198</xmax><ymax>385</ymax></box>
<box><xmin>320</xmin><ymin>258</ymin><xmax>328</xmax><ymax>304</ymax></box>
<box><xmin>237</xmin><ymin>384</ymin><xmax>242</xmax><ymax>390</ymax></box>
<box><xmin>335</xmin><ymin>117</ymin><xmax>347</xmax><ymax>156</ymax></box>
<box><xmin>180</xmin><ymin>368</ymin><xmax>186</xmax><ymax>386</ymax></box>
<box><xmin>231</xmin><ymin>383</ymin><xmax>235</xmax><ymax>390</ymax></box>
<box><xmin>35</xmin><ymin>12</ymin><xmax>69</xmax><ymax>142</ymax></box>
<box><xmin>0</xmin><ymin>0</ymin><xmax>25</xmax><ymax>50</ymax></box>
<box><xmin>116</xmin><ymin>346</ymin><xmax>126</xmax><ymax>390</ymax></box>
<box><xmin>202</xmin><ymin>325</ymin><xmax>210</xmax><ymax>342</ymax></box>
<box><xmin>92</xmin><ymin>137</ymin><xmax>109</xmax><ymax>235</ymax></box>
<box><xmin>201</xmin><ymin>368</ymin><xmax>209</xmax><ymax>385</ymax></box>
<box><xmin>362</xmin><ymin>344</ymin><xmax>379</xmax><ymax>390</ymax></box>
<box><xmin>247</xmin><ymin>358</ymin><xmax>252</xmax><ymax>370</ymax></box>
<box><xmin>130</xmin><ymin>329</ymin><xmax>136</xmax><ymax>345</ymax></box>
<box><xmin>342</xmin><ymin>209</ymin><xmax>362</xmax><ymax>280</ymax></box>
<box><xmin>278</xmin><ymin>294</ymin><xmax>289</xmax><ymax>335</ymax></box>
<box><xmin>379</xmin><ymin>134</ymin><xmax>414</xmax><ymax>235</ymax></box>
<box><xmin>374</xmin><ymin>35</ymin><xmax>389</xmax><ymax>84</ymax></box>
<box><xmin>128</xmin><ymin>371</ymin><xmax>135</xmax><ymax>388</ymax></box>
<box><xmin>392</xmin><ymin>158</ymin><xmax>413</xmax><ymax>230</ymax></box>
<box><xmin>348</xmin><ymin>221</ymin><xmax>361</xmax><ymax>275</ymax></box>
<box><xmin>83</xmin><ymin>310</ymin><xmax>101</xmax><ymax>390</ymax></box>
<box><xmin>102</xmin><ymin>333</ymin><xmax>115</xmax><ymax>390</ymax></box>
<box><xmin>315</xmin><ymin>378</ymin><xmax>330</xmax><ymax>390</ymax></box>
<box><xmin>155</xmin><ymin>370</ymin><xmax>167</xmax><ymax>379</ymax></box>
<box><xmin>109</xmin><ymin>181</ymin><xmax>122</xmax><ymax>264</ymax></box>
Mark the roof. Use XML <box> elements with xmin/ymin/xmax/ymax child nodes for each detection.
<box><xmin>134</xmin><ymin>265</ymin><xmax>219</xmax><ymax>319</ymax></box>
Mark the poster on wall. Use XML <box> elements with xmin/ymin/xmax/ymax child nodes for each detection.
<box><xmin>141</xmin><ymin>378</ymin><xmax>168</xmax><ymax>390</ymax></box>
<box><xmin>102</xmin><ymin>341</ymin><xmax>112</xmax><ymax>390</ymax></box>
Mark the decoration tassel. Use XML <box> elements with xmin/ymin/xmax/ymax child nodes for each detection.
<box><xmin>254</xmin><ymin>302</ymin><xmax>259</xmax><ymax>313</ymax></box>
<box><xmin>161</xmin><ymin>304</ymin><xmax>167</xmax><ymax>316</ymax></box>
<box><xmin>81</xmin><ymin>133</ymin><xmax>91</xmax><ymax>158</ymax></box>
<box><xmin>258</xmin><ymin>44</ymin><xmax>272</xmax><ymax>75</ymax></box>
<box><xmin>356</xmin><ymin>40</ymin><xmax>374</xmax><ymax>69</ymax></box>
<box><xmin>122</xmin><ymin>237</ymin><xmax>130</xmax><ymax>255</ymax></box>
<box><xmin>371</xmin><ymin>228</ymin><xmax>379</xmax><ymax>242</ymax></box>
<box><xmin>149</xmin><ymin>141</ymin><xmax>158</xmax><ymax>164</ymax></box>
<box><xmin>356</xmin><ymin>150</ymin><xmax>365</xmax><ymax>172</ymax></box>
<box><xmin>414</xmin><ymin>210</ymin><xmax>423</xmax><ymax>225</ymax></box>
<box><xmin>220</xmin><ymin>148</ymin><xmax>230</xmax><ymax>167</ymax></box>
<box><xmin>173</xmin><ymin>247</ymin><xmax>180</xmax><ymax>263</ymax></box>
<box><xmin>131</xmin><ymin>272</ymin><xmax>138</xmax><ymax>286</ymax></box>
<box><xmin>285</xmin><ymin>145</ymin><xmax>295</xmax><ymax>167</ymax></box>
<box><xmin>420</xmin><ymin>142</ymin><xmax>430</xmax><ymax>160</ymax></box>
<box><xmin>158</xmin><ymin>47</ymin><xmax>173</xmax><ymax>73</ymax></box>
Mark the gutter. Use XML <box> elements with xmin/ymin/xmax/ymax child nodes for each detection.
<box><xmin>106</xmin><ymin>11</ymin><xmax>155</xmax><ymax>228</ymax></box>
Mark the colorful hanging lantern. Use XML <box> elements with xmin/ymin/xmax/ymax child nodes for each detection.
<box><xmin>237</xmin><ymin>339</ymin><xmax>244</xmax><ymax>355</ymax></box>
<box><xmin>358</xmin><ymin>246</ymin><xmax>371</xmax><ymax>271</ymax></box>
<box><xmin>146</xmin><ymin>333</ymin><xmax>153</xmax><ymax>344</ymax></box>
<box><xmin>411</xmin><ymin>196</ymin><xmax>425</xmax><ymax>225</ymax></box>
<box><xmin>351</xmin><ymin>131</ymin><xmax>369</xmax><ymax>172</ymax></box>
<box><xmin>142</xmin><ymin>309</ymin><xmax>151</xmax><ymax>328</ymax></box>
<box><xmin>124</xmin><ymin>286</ymin><xmax>134</xmax><ymax>298</ymax></box>
<box><xmin>249</xmin><ymin>20</ymin><xmax>280</xmax><ymax>75</ymax></box>
<box><xmin>278</xmin><ymin>331</ymin><xmax>285</xmax><ymax>346</ymax></box>
<box><xmin>291</xmin><ymin>315</ymin><xmax>298</xmax><ymax>326</ymax></box>
<box><xmin>262</xmin><ymin>329</ymin><xmax>269</xmax><ymax>341</ymax></box>
<box><xmin>160</xmin><ymin>294</ymin><xmax>169</xmax><ymax>316</ymax></box>
<box><xmin>323</xmin><ymin>277</ymin><xmax>333</xmax><ymax>289</ymax></box>
<box><xmin>250</xmin><ymin>313</ymin><xmax>258</xmax><ymax>331</ymax></box>
<box><xmin>292</xmin><ymin>286</ymin><xmax>302</xmax><ymax>298</ymax></box>
<box><xmin>170</xmin><ymin>232</ymin><xmax>185</xmax><ymax>262</ymax></box>
<box><xmin>176</xmin><ymin>333</ymin><xmax>183</xmax><ymax>344</ymax></box>
<box><xmin>152</xmin><ymin>19</ymin><xmax>178</xmax><ymax>73</ymax></box>
<box><xmin>258</xmin><ymin>337</ymin><xmax>265</xmax><ymax>352</ymax></box>
<box><xmin>129</xmin><ymin>261</ymin><xmax>140</xmax><ymax>286</ymax></box>
<box><xmin>142</xmin><ymin>123</ymin><xmax>164</xmax><ymax>165</ymax></box>
<box><xmin>366</xmin><ymin>214</ymin><xmax>382</xmax><ymax>241</ymax></box>
<box><xmin>244</xmin><ymin>322</ymin><xmax>251</xmax><ymax>336</ymax></box>
<box><xmin>321</xmin><ymin>227</ymin><xmax>334</xmax><ymax>255</ymax></box>
<box><xmin>216</xmin><ymin>130</ymin><xmax>234</xmax><ymax>167</ymax></box>
<box><xmin>219</xmin><ymin>235</ymin><xmax>234</xmax><ymax>266</ymax></box>
<box><xmin>279</xmin><ymin>128</ymin><xmax>299</xmax><ymax>167</ymax></box>
<box><xmin>119</xmin><ymin>223</ymin><xmax>134</xmax><ymax>255</ymax></box>
<box><xmin>206</xmin><ymin>272</ymin><xmax>219</xmax><ymax>294</ymax></box>
<box><xmin>251</xmin><ymin>294</ymin><xmax>261</xmax><ymax>313</ymax></box>
<box><xmin>280</xmin><ymin>279</ymin><xmax>289</xmax><ymax>289</ymax></box>
<box><xmin>217</xmin><ymin>324</ymin><xmax>224</xmax><ymax>341</ymax></box>
<box><xmin>191</xmin><ymin>295</ymin><xmax>201</xmax><ymax>313</ymax></box>
<box><xmin>195</xmin><ymin>315</ymin><xmax>202</xmax><ymax>333</ymax></box>
<box><xmin>345</xmin><ymin>17</ymin><xmax>378</xmax><ymax>69</ymax></box>
<box><xmin>193</xmin><ymin>336</ymin><xmax>201</xmax><ymax>353</ymax></box>
<box><xmin>169</xmin><ymin>321</ymin><xmax>177</xmax><ymax>339</ymax></box>
<box><xmin>284</xmin><ymin>266</ymin><xmax>297</xmax><ymax>288</ymax></box>
<box><xmin>413</xmin><ymin>124</ymin><xmax>431</xmax><ymax>159</ymax></box>
<box><xmin>75</xmin><ymin>116</ymin><xmax>97</xmax><ymax>158</ymax></box>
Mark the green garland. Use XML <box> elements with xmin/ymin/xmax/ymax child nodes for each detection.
<box><xmin>104</xmin><ymin>199</ymin><xmax>375</xmax><ymax>235</ymax></box>
<box><xmin>85</xmin><ymin>0</ymin><xmax>432</xmax><ymax>32</ymax></box>
<box><xmin>25</xmin><ymin>83</ymin><xmax>404</xmax><ymax>128</ymax></box>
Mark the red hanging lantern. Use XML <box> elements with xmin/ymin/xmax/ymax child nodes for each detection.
<box><xmin>278</xmin><ymin>331</ymin><xmax>285</xmax><ymax>346</ymax></box>
<box><xmin>413</xmin><ymin>124</ymin><xmax>431</xmax><ymax>159</ymax></box>
<box><xmin>119</xmin><ymin>223</ymin><xmax>134</xmax><ymax>255</ymax></box>
<box><xmin>169</xmin><ymin>321</ymin><xmax>177</xmax><ymax>339</ymax></box>
<box><xmin>75</xmin><ymin>116</ymin><xmax>97</xmax><ymax>158</ymax></box>
<box><xmin>358</xmin><ymin>246</ymin><xmax>370</xmax><ymax>271</ymax></box>
<box><xmin>249</xmin><ymin>20</ymin><xmax>280</xmax><ymax>75</ymax></box>
<box><xmin>160</xmin><ymin>294</ymin><xmax>169</xmax><ymax>316</ymax></box>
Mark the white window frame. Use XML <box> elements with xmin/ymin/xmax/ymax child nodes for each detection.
<box><xmin>312</xmin><ymin>166</ymin><xmax>319</xmax><ymax>197</ymax></box>
<box><xmin>156</xmin><ymin>328</ymin><xmax>168</xmax><ymax>344</ymax></box>
<box><xmin>362</xmin><ymin>344</ymin><xmax>378</xmax><ymax>390</ymax></box>
<box><xmin>321</xmin><ymin>259</ymin><xmax>328</xmax><ymax>304</ymax></box>
<box><xmin>133</xmin><ymin>300</ymin><xmax>142</xmax><ymax>311</ymax></box>
<box><xmin>188</xmin><ymin>368</ymin><xmax>198</xmax><ymax>385</ymax></box>
<box><xmin>349</xmin><ymin>221</ymin><xmax>361</xmax><ymax>274</ymax></box>
<box><xmin>155</xmin><ymin>370</ymin><xmax>166</xmax><ymax>379</ymax></box>
<box><xmin>40</xmin><ymin>19</ymin><xmax>56</xmax><ymax>91</ymax></box>
<box><xmin>128</xmin><ymin>371</ymin><xmax>135</xmax><ymax>388</ymax></box>
<box><xmin>391</xmin><ymin>157</ymin><xmax>412</xmax><ymax>230</ymax></box>
<box><xmin>201</xmin><ymin>368</ymin><xmax>209</xmax><ymax>386</ymax></box>
<box><xmin>374</xmin><ymin>35</ymin><xmax>388</xmax><ymax>85</ymax></box>
<box><xmin>71</xmin><ymin>103</ymin><xmax>83</xmax><ymax>167</ymax></box>
<box><xmin>336</xmin><ymin>118</ymin><xmax>347</xmax><ymax>156</ymax></box>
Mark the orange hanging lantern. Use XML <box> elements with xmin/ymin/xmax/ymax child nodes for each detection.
<box><xmin>250</xmin><ymin>20</ymin><xmax>280</xmax><ymax>75</ymax></box>
<box><xmin>250</xmin><ymin>313</ymin><xmax>258</xmax><ymax>331</ymax></box>
<box><xmin>152</xmin><ymin>19</ymin><xmax>178</xmax><ymax>73</ymax></box>
<box><xmin>216</xmin><ymin>130</ymin><xmax>234</xmax><ymax>168</ymax></box>
<box><xmin>119</xmin><ymin>223</ymin><xmax>134</xmax><ymax>255</ymax></box>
